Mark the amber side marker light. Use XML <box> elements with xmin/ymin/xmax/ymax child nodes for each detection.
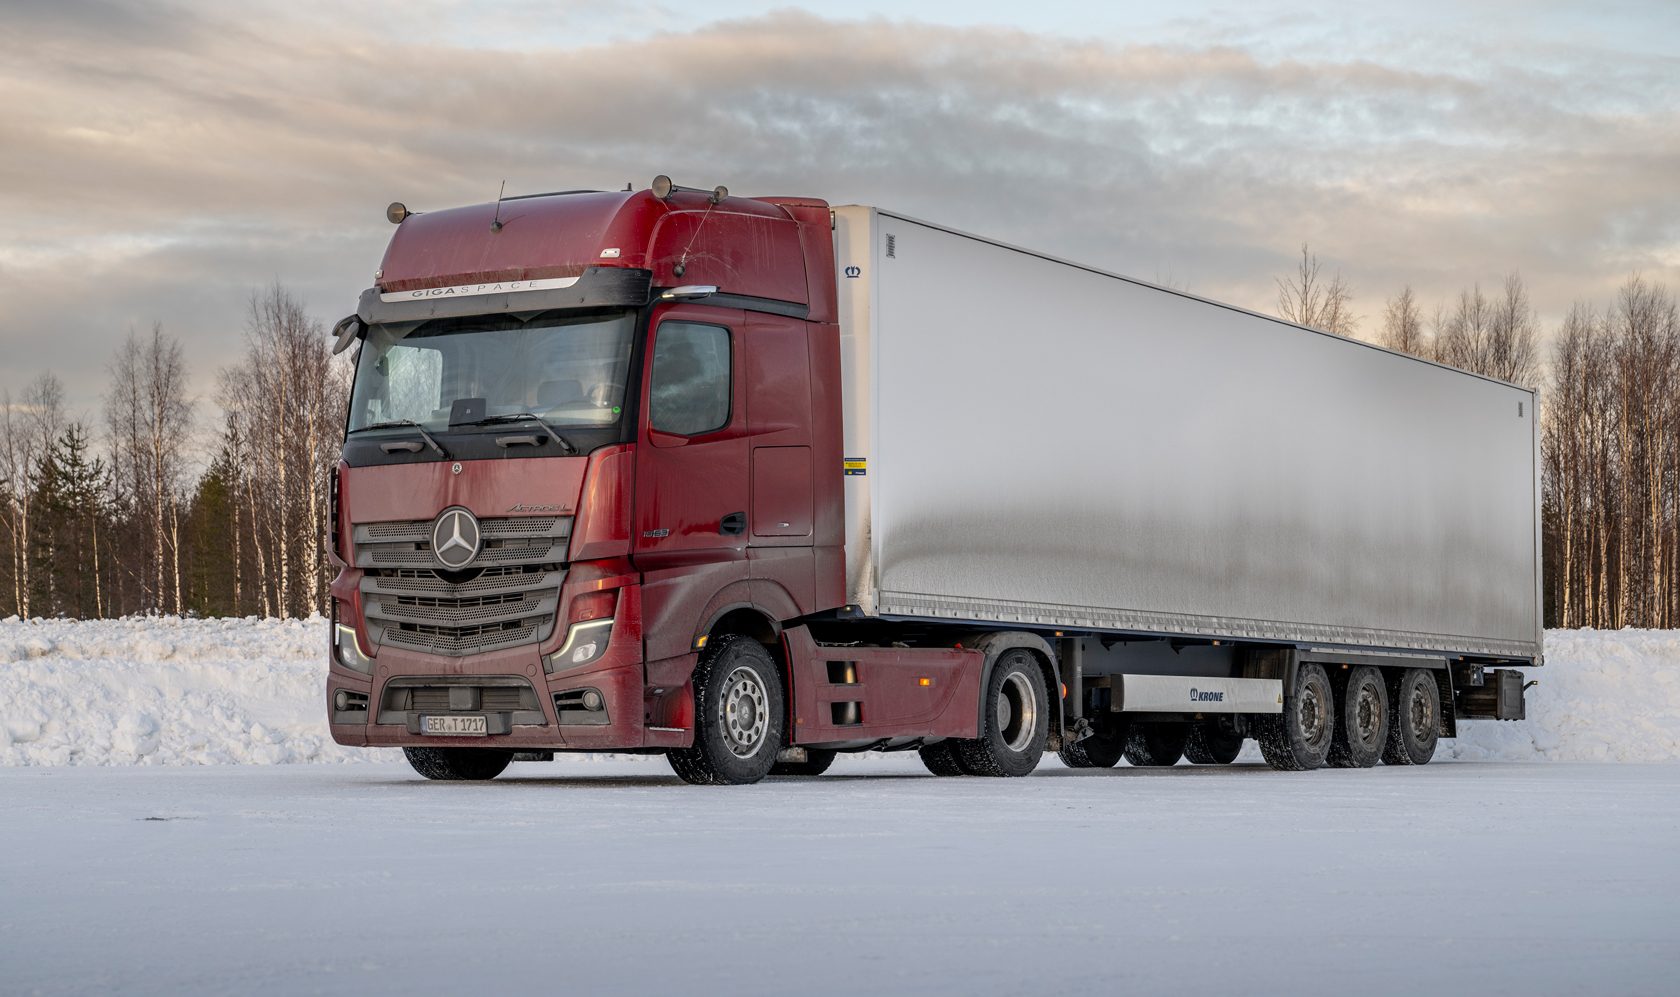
<box><xmin>918</xmin><ymin>678</ymin><xmax>931</xmax><ymax>687</ymax></box>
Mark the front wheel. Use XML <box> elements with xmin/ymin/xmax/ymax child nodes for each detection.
<box><xmin>668</xmin><ymin>636</ymin><xmax>786</xmax><ymax>785</ymax></box>
<box><xmin>404</xmin><ymin>747</ymin><xmax>512</xmax><ymax>781</ymax></box>
<box><xmin>955</xmin><ymin>649</ymin><xmax>1049</xmax><ymax>777</ymax></box>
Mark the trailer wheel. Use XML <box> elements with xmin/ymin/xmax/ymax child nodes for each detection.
<box><xmin>667</xmin><ymin>635</ymin><xmax>785</xmax><ymax>786</ymax></box>
<box><xmin>1057</xmin><ymin>719</ymin><xmax>1126</xmax><ymax>768</ymax></box>
<box><xmin>1382</xmin><ymin>668</ymin><xmax>1440</xmax><ymax>766</ymax></box>
<box><xmin>403</xmin><ymin>747</ymin><xmax>513</xmax><ymax>781</ymax></box>
<box><xmin>955</xmin><ymin>649</ymin><xmax>1049</xmax><ymax>777</ymax></box>
<box><xmin>770</xmin><ymin>749</ymin><xmax>837</xmax><ymax>777</ymax></box>
<box><xmin>1123</xmin><ymin>722</ymin><xmax>1188</xmax><ymax>766</ymax></box>
<box><xmin>1183</xmin><ymin>721</ymin><xmax>1243</xmax><ymax>764</ymax></box>
<box><xmin>918</xmin><ymin>739</ymin><xmax>970</xmax><ymax>776</ymax></box>
<box><xmin>1327</xmin><ymin>666</ymin><xmax>1388</xmax><ymax>768</ymax></box>
<box><xmin>1257</xmin><ymin>662</ymin><xmax>1334</xmax><ymax>771</ymax></box>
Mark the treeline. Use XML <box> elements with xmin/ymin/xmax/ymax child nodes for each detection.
<box><xmin>0</xmin><ymin>285</ymin><xmax>349</xmax><ymax>620</ymax></box>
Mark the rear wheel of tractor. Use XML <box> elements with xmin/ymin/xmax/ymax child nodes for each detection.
<box><xmin>1258</xmin><ymin>663</ymin><xmax>1335</xmax><ymax>771</ymax></box>
<box><xmin>770</xmin><ymin>748</ymin><xmax>837</xmax><ymax>777</ymax></box>
<box><xmin>918</xmin><ymin>739</ymin><xmax>970</xmax><ymax>776</ymax></box>
<box><xmin>1382</xmin><ymin>668</ymin><xmax>1441</xmax><ymax>766</ymax></box>
<box><xmin>1328</xmin><ymin>665</ymin><xmax>1388</xmax><ymax>768</ymax></box>
<box><xmin>1123</xmin><ymin>722</ymin><xmax>1188</xmax><ymax>766</ymax></box>
<box><xmin>1058</xmin><ymin>718</ymin><xmax>1126</xmax><ymax>768</ymax></box>
<box><xmin>403</xmin><ymin>747</ymin><xmax>513</xmax><ymax>781</ymax></box>
<box><xmin>667</xmin><ymin>636</ymin><xmax>785</xmax><ymax>785</ymax></box>
<box><xmin>956</xmin><ymin>649</ymin><xmax>1049</xmax><ymax>777</ymax></box>
<box><xmin>1183</xmin><ymin>720</ymin><xmax>1244</xmax><ymax>764</ymax></box>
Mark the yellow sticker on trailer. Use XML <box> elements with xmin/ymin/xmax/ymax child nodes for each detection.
<box><xmin>844</xmin><ymin>459</ymin><xmax>867</xmax><ymax>476</ymax></box>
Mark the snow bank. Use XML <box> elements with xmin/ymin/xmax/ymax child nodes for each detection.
<box><xmin>0</xmin><ymin>615</ymin><xmax>398</xmax><ymax>766</ymax></box>
<box><xmin>1448</xmin><ymin>629</ymin><xmax>1680</xmax><ymax>762</ymax></box>
<box><xmin>2</xmin><ymin>617</ymin><xmax>1678</xmax><ymax>765</ymax></box>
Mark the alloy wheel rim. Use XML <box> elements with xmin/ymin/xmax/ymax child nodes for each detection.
<box><xmin>722</xmin><ymin>666</ymin><xmax>769</xmax><ymax>758</ymax></box>
<box><xmin>998</xmin><ymin>672</ymin><xmax>1038</xmax><ymax>752</ymax></box>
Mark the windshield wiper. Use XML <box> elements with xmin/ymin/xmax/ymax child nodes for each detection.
<box><xmin>348</xmin><ymin>420</ymin><xmax>450</xmax><ymax>458</ymax></box>
<box><xmin>470</xmin><ymin>414</ymin><xmax>577</xmax><ymax>454</ymax></box>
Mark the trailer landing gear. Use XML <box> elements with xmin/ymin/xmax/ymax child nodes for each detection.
<box><xmin>1058</xmin><ymin>719</ymin><xmax>1126</xmax><ymax>768</ymax></box>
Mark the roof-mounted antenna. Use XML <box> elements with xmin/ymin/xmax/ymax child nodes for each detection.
<box><xmin>490</xmin><ymin>181</ymin><xmax>507</xmax><ymax>233</ymax></box>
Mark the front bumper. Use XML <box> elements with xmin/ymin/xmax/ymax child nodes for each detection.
<box><xmin>327</xmin><ymin>581</ymin><xmax>683</xmax><ymax>751</ymax></box>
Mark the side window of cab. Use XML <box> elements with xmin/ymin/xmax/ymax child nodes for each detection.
<box><xmin>649</xmin><ymin>321</ymin><xmax>732</xmax><ymax>436</ymax></box>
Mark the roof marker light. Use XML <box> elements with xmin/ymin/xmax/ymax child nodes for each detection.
<box><xmin>386</xmin><ymin>202</ymin><xmax>409</xmax><ymax>224</ymax></box>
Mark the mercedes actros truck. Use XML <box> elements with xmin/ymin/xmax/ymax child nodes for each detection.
<box><xmin>325</xmin><ymin>177</ymin><xmax>1538</xmax><ymax>784</ymax></box>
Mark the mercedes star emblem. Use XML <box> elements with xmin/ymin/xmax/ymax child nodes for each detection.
<box><xmin>431</xmin><ymin>507</ymin><xmax>481</xmax><ymax>569</ymax></box>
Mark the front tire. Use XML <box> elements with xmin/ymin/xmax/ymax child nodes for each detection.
<box><xmin>668</xmin><ymin>636</ymin><xmax>786</xmax><ymax>785</ymax></box>
<box><xmin>1383</xmin><ymin>668</ymin><xmax>1440</xmax><ymax>766</ymax></box>
<box><xmin>1258</xmin><ymin>663</ymin><xmax>1335</xmax><ymax>771</ymax></box>
<box><xmin>955</xmin><ymin>649</ymin><xmax>1049</xmax><ymax>777</ymax></box>
<box><xmin>1328</xmin><ymin>666</ymin><xmax>1388</xmax><ymax>768</ymax></box>
<box><xmin>404</xmin><ymin>747</ymin><xmax>512</xmax><ymax>781</ymax></box>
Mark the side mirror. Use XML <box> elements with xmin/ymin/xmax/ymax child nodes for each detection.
<box><xmin>330</xmin><ymin>315</ymin><xmax>362</xmax><ymax>355</ymax></box>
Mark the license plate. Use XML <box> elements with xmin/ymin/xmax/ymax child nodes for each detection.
<box><xmin>422</xmin><ymin>715</ymin><xmax>488</xmax><ymax>736</ymax></box>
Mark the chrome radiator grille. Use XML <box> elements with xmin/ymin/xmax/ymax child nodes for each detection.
<box><xmin>354</xmin><ymin>516</ymin><xmax>570</xmax><ymax>658</ymax></box>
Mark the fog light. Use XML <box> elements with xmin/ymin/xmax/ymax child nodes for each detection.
<box><xmin>334</xmin><ymin>690</ymin><xmax>349</xmax><ymax>711</ymax></box>
<box><xmin>581</xmin><ymin>689</ymin><xmax>603</xmax><ymax>711</ymax></box>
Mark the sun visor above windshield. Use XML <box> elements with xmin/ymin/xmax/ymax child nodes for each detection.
<box><xmin>358</xmin><ymin>268</ymin><xmax>653</xmax><ymax>325</ymax></box>
<box><xmin>372</xmin><ymin>187</ymin><xmax>812</xmax><ymax>312</ymax></box>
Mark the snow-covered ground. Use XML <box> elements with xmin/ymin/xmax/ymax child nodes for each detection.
<box><xmin>2</xmin><ymin>616</ymin><xmax>1678</xmax><ymax>767</ymax></box>
<box><xmin>2</xmin><ymin>759</ymin><xmax>1677</xmax><ymax>996</ymax></box>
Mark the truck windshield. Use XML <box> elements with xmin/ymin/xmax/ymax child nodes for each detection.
<box><xmin>347</xmin><ymin>311</ymin><xmax>635</xmax><ymax>435</ymax></box>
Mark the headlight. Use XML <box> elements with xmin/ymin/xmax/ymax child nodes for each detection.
<box><xmin>544</xmin><ymin>618</ymin><xmax>614</xmax><ymax>674</ymax></box>
<box><xmin>333</xmin><ymin>623</ymin><xmax>375</xmax><ymax>674</ymax></box>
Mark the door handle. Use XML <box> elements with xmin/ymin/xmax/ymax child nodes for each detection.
<box><xmin>720</xmin><ymin>512</ymin><xmax>746</xmax><ymax>536</ymax></box>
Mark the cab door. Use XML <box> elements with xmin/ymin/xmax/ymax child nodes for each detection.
<box><xmin>633</xmin><ymin>305</ymin><xmax>750</xmax><ymax>663</ymax></box>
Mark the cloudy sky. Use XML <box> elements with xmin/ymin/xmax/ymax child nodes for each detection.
<box><xmin>3</xmin><ymin>0</ymin><xmax>1677</xmax><ymax>435</ymax></box>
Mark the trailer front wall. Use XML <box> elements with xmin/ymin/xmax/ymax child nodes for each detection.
<box><xmin>834</xmin><ymin>207</ymin><xmax>1539</xmax><ymax>659</ymax></box>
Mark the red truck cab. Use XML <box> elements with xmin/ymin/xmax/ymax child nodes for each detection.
<box><xmin>325</xmin><ymin>184</ymin><xmax>1005</xmax><ymax>783</ymax></box>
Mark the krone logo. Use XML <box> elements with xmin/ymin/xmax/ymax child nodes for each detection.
<box><xmin>431</xmin><ymin>507</ymin><xmax>481</xmax><ymax>569</ymax></box>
